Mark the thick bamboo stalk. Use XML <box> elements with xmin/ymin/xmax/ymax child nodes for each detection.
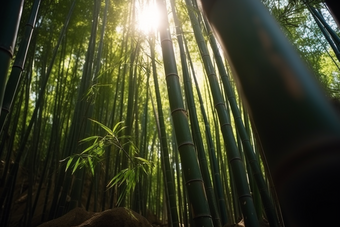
<box><xmin>0</xmin><ymin>0</ymin><xmax>41</xmax><ymax>133</ymax></box>
<box><xmin>0</xmin><ymin>0</ymin><xmax>24</xmax><ymax>116</ymax></box>
<box><xmin>198</xmin><ymin>0</ymin><xmax>340</xmax><ymax>225</ymax></box>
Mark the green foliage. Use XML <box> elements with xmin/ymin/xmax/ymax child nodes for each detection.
<box><xmin>61</xmin><ymin>119</ymin><xmax>152</xmax><ymax>206</ymax></box>
<box><xmin>62</xmin><ymin>119</ymin><xmax>125</xmax><ymax>173</ymax></box>
<box><xmin>106</xmin><ymin>156</ymin><xmax>149</xmax><ymax>206</ymax></box>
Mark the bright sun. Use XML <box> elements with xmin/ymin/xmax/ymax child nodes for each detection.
<box><xmin>136</xmin><ymin>1</ymin><xmax>160</xmax><ymax>34</ymax></box>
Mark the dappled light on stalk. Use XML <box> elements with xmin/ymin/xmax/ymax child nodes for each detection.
<box><xmin>136</xmin><ymin>0</ymin><xmax>160</xmax><ymax>35</ymax></box>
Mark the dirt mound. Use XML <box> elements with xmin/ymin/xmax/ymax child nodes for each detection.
<box><xmin>38</xmin><ymin>207</ymin><xmax>152</xmax><ymax>227</ymax></box>
<box><xmin>37</xmin><ymin>207</ymin><xmax>94</xmax><ymax>227</ymax></box>
<box><xmin>223</xmin><ymin>218</ymin><xmax>269</xmax><ymax>227</ymax></box>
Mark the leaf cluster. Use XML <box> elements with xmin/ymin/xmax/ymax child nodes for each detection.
<box><xmin>61</xmin><ymin>119</ymin><xmax>152</xmax><ymax>206</ymax></box>
<box><xmin>62</xmin><ymin>119</ymin><xmax>126</xmax><ymax>174</ymax></box>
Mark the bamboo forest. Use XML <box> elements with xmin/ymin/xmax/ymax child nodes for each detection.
<box><xmin>1</xmin><ymin>0</ymin><xmax>340</xmax><ymax>226</ymax></box>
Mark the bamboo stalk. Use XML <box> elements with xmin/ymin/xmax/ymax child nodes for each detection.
<box><xmin>201</xmin><ymin>14</ymin><xmax>280</xmax><ymax>227</ymax></box>
<box><xmin>0</xmin><ymin>0</ymin><xmax>24</xmax><ymax>116</ymax></box>
<box><xmin>184</xmin><ymin>0</ymin><xmax>260</xmax><ymax>226</ymax></box>
<box><xmin>157</xmin><ymin>0</ymin><xmax>214</xmax><ymax>226</ymax></box>
<box><xmin>198</xmin><ymin>0</ymin><xmax>340</xmax><ymax>225</ymax></box>
<box><xmin>0</xmin><ymin>0</ymin><xmax>41</xmax><ymax>133</ymax></box>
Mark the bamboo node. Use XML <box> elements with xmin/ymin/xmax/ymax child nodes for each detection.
<box><xmin>229</xmin><ymin>157</ymin><xmax>242</xmax><ymax>163</ymax></box>
<box><xmin>220</xmin><ymin>122</ymin><xmax>231</xmax><ymax>128</ymax></box>
<box><xmin>166</xmin><ymin>73</ymin><xmax>179</xmax><ymax>78</ymax></box>
<box><xmin>185</xmin><ymin>178</ymin><xmax>203</xmax><ymax>184</ymax></box>
<box><xmin>207</xmin><ymin>72</ymin><xmax>216</xmax><ymax>77</ymax></box>
<box><xmin>192</xmin><ymin>213</ymin><xmax>213</xmax><ymax>219</ymax></box>
<box><xmin>0</xmin><ymin>45</ymin><xmax>13</xmax><ymax>57</ymax></box>
<box><xmin>214</xmin><ymin>102</ymin><xmax>225</xmax><ymax>108</ymax></box>
<box><xmin>238</xmin><ymin>194</ymin><xmax>252</xmax><ymax>199</ymax></box>
<box><xmin>161</xmin><ymin>38</ymin><xmax>172</xmax><ymax>43</ymax></box>
<box><xmin>178</xmin><ymin>141</ymin><xmax>195</xmax><ymax>149</ymax></box>
<box><xmin>171</xmin><ymin>107</ymin><xmax>187</xmax><ymax>115</ymax></box>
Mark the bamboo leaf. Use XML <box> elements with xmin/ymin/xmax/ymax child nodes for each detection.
<box><xmin>80</xmin><ymin>136</ymin><xmax>99</xmax><ymax>143</ymax></box>
<box><xmin>87</xmin><ymin>156</ymin><xmax>94</xmax><ymax>175</ymax></box>
<box><xmin>81</xmin><ymin>143</ymin><xmax>98</xmax><ymax>154</ymax></box>
<box><xmin>72</xmin><ymin>158</ymin><xmax>81</xmax><ymax>174</ymax></box>
<box><xmin>106</xmin><ymin>168</ymin><xmax>128</xmax><ymax>188</ymax></box>
<box><xmin>116</xmin><ymin>191</ymin><xmax>126</xmax><ymax>207</ymax></box>
<box><xmin>65</xmin><ymin>157</ymin><xmax>73</xmax><ymax>172</ymax></box>
<box><xmin>134</xmin><ymin>156</ymin><xmax>149</xmax><ymax>163</ymax></box>
<box><xmin>112</xmin><ymin>121</ymin><xmax>124</xmax><ymax>133</ymax></box>
<box><xmin>89</xmin><ymin>118</ymin><xmax>115</xmax><ymax>137</ymax></box>
<box><xmin>140</xmin><ymin>165</ymin><xmax>147</xmax><ymax>174</ymax></box>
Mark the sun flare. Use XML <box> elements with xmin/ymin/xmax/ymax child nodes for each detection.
<box><xmin>136</xmin><ymin>1</ymin><xmax>160</xmax><ymax>34</ymax></box>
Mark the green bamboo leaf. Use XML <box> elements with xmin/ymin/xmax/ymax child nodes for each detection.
<box><xmin>72</xmin><ymin>158</ymin><xmax>81</xmax><ymax>174</ymax></box>
<box><xmin>140</xmin><ymin>165</ymin><xmax>148</xmax><ymax>174</ymax></box>
<box><xmin>89</xmin><ymin>118</ymin><xmax>115</xmax><ymax>137</ymax></box>
<box><xmin>107</xmin><ymin>168</ymin><xmax>128</xmax><ymax>188</ymax></box>
<box><xmin>125</xmin><ymin>208</ymin><xmax>138</xmax><ymax>221</ymax></box>
<box><xmin>106</xmin><ymin>178</ymin><xmax>115</xmax><ymax>188</ymax></box>
<box><xmin>121</xmin><ymin>169</ymin><xmax>131</xmax><ymax>183</ymax></box>
<box><xmin>112</xmin><ymin>120</ymin><xmax>124</xmax><ymax>133</ymax></box>
<box><xmin>65</xmin><ymin>157</ymin><xmax>74</xmax><ymax>172</ymax></box>
<box><xmin>115</xmin><ymin>125</ymin><xmax>127</xmax><ymax>135</ymax></box>
<box><xmin>80</xmin><ymin>136</ymin><xmax>99</xmax><ymax>143</ymax></box>
<box><xmin>87</xmin><ymin>156</ymin><xmax>94</xmax><ymax>175</ymax></box>
<box><xmin>116</xmin><ymin>191</ymin><xmax>126</xmax><ymax>207</ymax></box>
<box><xmin>134</xmin><ymin>156</ymin><xmax>149</xmax><ymax>164</ymax></box>
<box><xmin>81</xmin><ymin>143</ymin><xmax>98</xmax><ymax>154</ymax></box>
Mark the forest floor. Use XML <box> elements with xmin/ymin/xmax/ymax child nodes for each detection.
<box><xmin>2</xmin><ymin>165</ymin><xmax>164</xmax><ymax>227</ymax></box>
<box><xmin>34</xmin><ymin>207</ymin><xmax>264</xmax><ymax>227</ymax></box>
<box><xmin>3</xmin><ymin>165</ymin><xmax>269</xmax><ymax>227</ymax></box>
<box><xmin>36</xmin><ymin>207</ymin><xmax>154</xmax><ymax>227</ymax></box>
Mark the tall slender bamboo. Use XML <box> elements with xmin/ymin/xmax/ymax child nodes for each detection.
<box><xmin>184</xmin><ymin>0</ymin><xmax>260</xmax><ymax>226</ymax></box>
<box><xmin>150</xmin><ymin>36</ymin><xmax>179</xmax><ymax>227</ymax></box>
<box><xmin>198</xmin><ymin>0</ymin><xmax>340</xmax><ymax>225</ymax></box>
<box><xmin>0</xmin><ymin>2</ymin><xmax>76</xmax><ymax>225</ymax></box>
<box><xmin>31</xmin><ymin>40</ymin><xmax>72</xmax><ymax>219</ymax></box>
<box><xmin>201</xmin><ymin>15</ymin><xmax>280</xmax><ymax>227</ymax></box>
<box><xmin>119</xmin><ymin>2</ymin><xmax>139</xmax><ymax>206</ymax></box>
<box><xmin>168</xmin><ymin>1</ymin><xmax>221</xmax><ymax>226</ymax></box>
<box><xmin>185</xmin><ymin>41</ymin><xmax>229</xmax><ymax>226</ymax></box>
<box><xmin>157</xmin><ymin>0</ymin><xmax>213</xmax><ymax>226</ymax></box>
<box><xmin>63</xmin><ymin>0</ymin><xmax>101</xmax><ymax>213</ymax></box>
